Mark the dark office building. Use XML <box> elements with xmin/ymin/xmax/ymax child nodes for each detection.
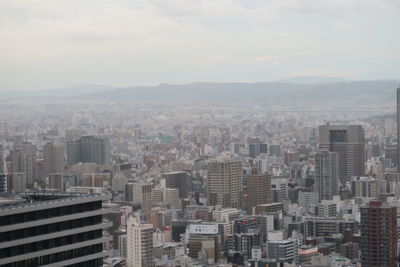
<box><xmin>162</xmin><ymin>171</ymin><xmax>191</xmax><ymax>198</ymax></box>
<box><xmin>259</xmin><ymin>143</ymin><xmax>268</xmax><ymax>154</ymax></box>
<box><xmin>269</xmin><ymin>145</ymin><xmax>281</xmax><ymax>157</ymax></box>
<box><xmin>360</xmin><ymin>200</ymin><xmax>397</xmax><ymax>267</ymax></box>
<box><xmin>249</xmin><ymin>144</ymin><xmax>260</xmax><ymax>159</ymax></box>
<box><xmin>319</xmin><ymin>124</ymin><xmax>365</xmax><ymax>184</ymax></box>
<box><xmin>0</xmin><ymin>192</ymin><xmax>112</xmax><ymax>267</ymax></box>
<box><xmin>67</xmin><ymin>136</ymin><xmax>111</xmax><ymax>165</ymax></box>
<box><xmin>0</xmin><ymin>174</ymin><xmax>6</xmax><ymax>193</ymax></box>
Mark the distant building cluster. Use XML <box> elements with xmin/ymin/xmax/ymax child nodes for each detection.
<box><xmin>0</xmin><ymin>87</ymin><xmax>400</xmax><ymax>266</ymax></box>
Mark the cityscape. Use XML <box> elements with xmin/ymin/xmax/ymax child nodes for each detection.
<box><xmin>1</xmin><ymin>1</ymin><xmax>400</xmax><ymax>267</ymax></box>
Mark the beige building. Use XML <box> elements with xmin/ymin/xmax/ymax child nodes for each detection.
<box><xmin>127</xmin><ymin>216</ymin><xmax>153</xmax><ymax>267</ymax></box>
<box><xmin>207</xmin><ymin>157</ymin><xmax>242</xmax><ymax>208</ymax></box>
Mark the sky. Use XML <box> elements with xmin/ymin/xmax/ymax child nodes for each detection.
<box><xmin>0</xmin><ymin>0</ymin><xmax>399</xmax><ymax>91</ymax></box>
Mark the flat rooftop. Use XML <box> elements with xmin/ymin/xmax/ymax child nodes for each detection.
<box><xmin>0</xmin><ymin>192</ymin><xmax>109</xmax><ymax>211</ymax></box>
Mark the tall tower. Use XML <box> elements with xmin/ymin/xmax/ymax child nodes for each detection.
<box><xmin>43</xmin><ymin>142</ymin><xmax>65</xmax><ymax>178</ymax></box>
<box><xmin>360</xmin><ymin>200</ymin><xmax>397</xmax><ymax>267</ymax></box>
<box><xmin>315</xmin><ymin>150</ymin><xmax>339</xmax><ymax>200</ymax></box>
<box><xmin>208</xmin><ymin>157</ymin><xmax>242</xmax><ymax>208</ymax></box>
<box><xmin>397</xmin><ymin>87</ymin><xmax>400</xmax><ymax>171</ymax></box>
<box><xmin>319</xmin><ymin>124</ymin><xmax>365</xmax><ymax>184</ymax></box>
<box><xmin>127</xmin><ymin>216</ymin><xmax>153</xmax><ymax>267</ymax></box>
<box><xmin>246</xmin><ymin>171</ymin><xmax>272</xmax><ymax>214</ymax></box>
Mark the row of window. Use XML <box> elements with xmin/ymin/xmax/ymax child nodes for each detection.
<box><xmin>0</xmin><ymin>201</ymin><xmax>102</xmax><ymax>226</ymax></box>
<box><xmin>0</xmin><ymin>230</ymin><xmax>102</xmax><ymax>259</ymax></box>
<box><xmin>1</xmin><ymin>244</ymin><xmax>103</xmax><ymax>267</ymax></box>
<box><xmin>0</xmin><ymin>216</ymin><xmax>102</xmax><ymax>242</ymax></box>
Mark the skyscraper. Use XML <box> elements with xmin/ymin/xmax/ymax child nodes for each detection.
<box><xmin>315</xmin><ymin>150</ymin><xmax>339</xmax><ymax>200</ymax></box>
<box><xmin>360</xmin><ymin>200</ymin><xmax>397</xmax><ymax>267</ymax></box>
<box><xmin>127</xmin><ymin>216</ymin><xmax>153</xmax><ymax>267</ymax></box>
<box><xmin>207</xmin><ymin>157</ymin><xmax>242</xmax><ymax>209</ymax></box>
<box><xmin>319</xmin><ymin>124</ymin><xmax>365</xmax><ymax>184</ymax></box>
<box><xmin>67</xmin><ymin>136</ymin><xmax>111</xmax><ymax>165</ymax></box>
<box><xmin>246</xmin><ymin>171</ymin><xmax>272</xmax><ymax>214</ymax></box>
<box><xmin>43</xmin><ymin>142</ymin><xmax>65</xmax><ymax>178</ymax></box>
<box><xmin>397</xmin><ymin>87</ymin><xmax>400</xmax><ymax>171</ymax></box>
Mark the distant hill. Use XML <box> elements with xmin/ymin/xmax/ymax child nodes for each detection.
<box><xmin>75</xmin><ymin>80</ymin><xmax>399</xmax><ymax>110</ymax></box>
<box><xmin>278</xmin><ymin>76</ymin><xmax>349</xmax><ymax>84</ymax></box>
<box><xmin>0</xmin><ymin>80</ymin><xmax>398</xmax><ymax>111</ymax></box>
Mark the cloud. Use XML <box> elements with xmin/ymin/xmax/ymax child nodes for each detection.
<box><xmin>0</xmin><ymin>0</ymin><xmax>398</xmax><ymax>90</ymax></box>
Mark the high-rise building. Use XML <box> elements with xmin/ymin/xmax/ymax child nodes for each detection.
<box><xmin>133</xmin><ymin>183</ymin><xmax>153</xmax><ymax>211</ymax></box>
<box><xmin>207</xmin><ymin>157</ymin><xmax>242</xmax><ymax>209</ymax></box>
<box><xmin>249</xmin><ymin>143</ymin><xmax>260</xmax><ymax>158</ymax></box>
<box><xmin>0</xmin><ymin>193</ymin><xmax>112</xmax><ymax>266</ymax></box>
<box><xmin>246</xmin><ymin>172</ymin><xmax>272</xmax><ymax>214</ymax></box>
<box><xmin>360</xmin><ymin>200</ymin><xmax>397</xmax><ymax>267</ymax></box>
<box><xmin>127</xmin><ymin>216</ymin><xmax>153</xmax><ymax>267</ymax></box>
<box><xmin>8</xmin><ymin>173</ymin><xmax>27</xmax><ymax>193</ymax></box>
<box><xmin>162</xmin><ymin>171</ymin><xmax>190</xmax><ymax>198</ymax></box>
<box><xmin>67</xmin><ymin>136</ymin><xmax>110</xmax><ymax>165</ymax></box>
<box><xmin>284</xmin><ymin>150</ymin><xmax>300</xmax><ymax>167</ymax></box>
<box><xmin>397</xmin><ymin>87</ymin><xmax>400</xmax><ymax>171</ymax></box>
<box><xmin>43</xmin><ymin>142</ymin><xmax>64</xmax><ymax>178</ymax></box>
<box><xmin>319</xmin><ymin>125</ymin><xmax>365</xmax><ymax>184</ymax></box>
<box><xmin>48</xmin><ymin>173</ymin><xmax>64</xmax><ymax>190</ymax></box>
<box><xmin>315</xmin><ymin>150</ymin><xmax>339</xmax><ymax>200</ymax></box>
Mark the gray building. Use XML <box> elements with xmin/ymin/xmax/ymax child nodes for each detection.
<box><xmin>0</xmin><ymin>192</ymin><xmax>112</xmax><ymax>266</ymax></box>
<box><xmin>67</xmin><ymin>136</ymin><xmax>111</xmax><ymax>165</ymax></box>
<box><xmin>319</xmin><ymin>124</ymin><xmax>365</xmax><ymax>184</ymax></box>
<box><xmin>43</xmin><ymin>142</ymin><xmax>65</xmax><ymax>178</ymax></box>
<box><xmin>315</xmin><ymin>150</ymin><xmax>339</xmax><ymax>200</ymax></box>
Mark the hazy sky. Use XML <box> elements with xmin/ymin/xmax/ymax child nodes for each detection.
<box><xmin>1</xmin><ymin>0</ymin><xmax>399</xmax><ymax>91</ymax></box>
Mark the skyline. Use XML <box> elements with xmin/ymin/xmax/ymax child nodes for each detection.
<box><xmin>1</xmin><ymin>0</ymin><xmax>400</xmax><ymax>91</ymax></box>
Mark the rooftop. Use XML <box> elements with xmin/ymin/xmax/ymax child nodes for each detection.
<box><xmin>0</xmin><ymin>191</ymin><xmax>108</xmax><ymax>211</ymax></box>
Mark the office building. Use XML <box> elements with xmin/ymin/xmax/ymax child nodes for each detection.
<box><xmin>133</xmin><ymin>183</ymin><xmax>153</xmax><ymax>211</ymax></box>
<box><xmin>315</xmin><ymin>150</ymin><xmax>339</xmax><ymax>200</ymax></box>
<box><xmin>48</xmin><ymin>173</ymin><xmax>63</xmax><ymax>190</ymax></box>
<box><xmin>249</xmin><ymin>143</ymin><xmax>259</xmax><ymax>158</ymax></box>
<box><xmin>8</xmin><ymin>173</ymin><xmax>27</xmax><ymax>193</ymax></box>
<box><xmin>284</xmin><ymin>150</ymin><xmax>299</xmax><ymax>167</ymax></box>
<box><xmin>298</xmin><ymin>192</ymin><xmax>319</xmax><ymax>210</ymax></box>
<box><xmin>317</xmin><ymin>200</ymin><xmax>337</xmax><ymax>217</ymax></box>
<box><xmin>303</xmin><ymin>217</ymin><xmax>358</xmax><ymax>238</ymax></box>
<box><xmin>67</xmin><ymin>136</ymin><xmax>110</xmax><ymax>165</ymax></box>
<box><xmin>319</xmin><ymin>124</ymin><xmax>365</xmax><ymax>183</ymax></box>
<box><xmin>351</xmin><ymin>176</ymin><xmax>378</xmax><ymax>198</ymax></box>
<box><xmin>207</xmin><ymin>157</ymin><xmax>242</xmax><ymax>209</ymax></box>
<box><xmin>360</xmin><ymin>200</ymin><xmax>397</xmax><ymax>267</ymax></box>
<box><xmin>162</xmin><ymin>171</ymin><xmax>190</xmax><ymax>198</ymax></box>
<box><xmin>127</xmin><ymin>216</ymin><xmax>153</xmax><ymax>267</ymax></box>
<box><xmin>246</xmin><ymin>172</ymin><xmax>272</xmax><ymax>214</ymax></box>
<box><xmin>43</xmin><ymin>142</ymin><xmax>64</xmax><ymax>178</ymax></box>
<box><xmin>187</xmin><ymin>224</ymin><xmax>221</xmax><ymax>263</ymax></box>
<box><xmin>0</xmin><ymin>192</ymin><xmax>112</xmax><ymax>266</ymax></box>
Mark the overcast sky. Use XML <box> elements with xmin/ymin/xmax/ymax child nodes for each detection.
<box><xmin>0</xmin><ymin>0</ymin><xmax>399</xmax><ymax>91</ymax></box>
